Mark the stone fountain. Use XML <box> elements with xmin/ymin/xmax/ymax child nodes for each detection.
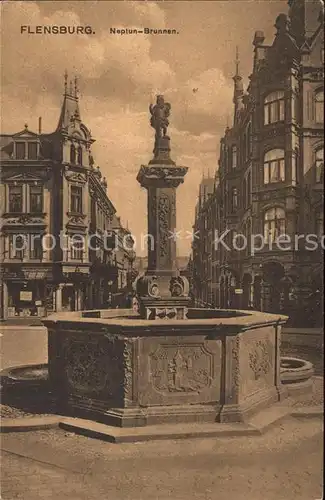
<box><xmin>42</xmin><ymin>97</ymin><xmax>292</xmax><ymax>432</ymax></box>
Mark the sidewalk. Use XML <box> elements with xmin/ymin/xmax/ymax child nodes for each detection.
<box><xmin>1</xmin><ymin>417</ymin><xmax>323</xmax><ymax>500</ymax></box>
<box><xmin>0</xmin><ymin>318</ymin><xmax>44</xmax><ymax>327</ymax></box>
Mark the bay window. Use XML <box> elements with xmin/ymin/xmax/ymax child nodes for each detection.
<box><xmin>264</xmin><ymin>149</ymin><xmax>285</xmax><ymax>184</ymax></box>
<box><xmin>264</xmin><ymin>207</ymin><xmax>286</xmax><ymax>245</ymax></box>
<box><xmin>264</xmin><ymin>91</ymin><xmax>285</xmax><ymax>125</ymax></box>
<box><xmin>70</xmin><ymin>185</ymin><xmax>83</xmax><ymax>214</ymax></box>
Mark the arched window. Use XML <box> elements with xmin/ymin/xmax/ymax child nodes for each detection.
<box><xmin>77</xmin><ymin>146</ymin><xmax>83</xmax><ymax>165</ymax></box>
<box><xmin>264</xmin><ymin>149</ymin><xmax>285</xmax><ymax>184</ymax></box>
<box><xmin>315</xmin><ymin>91</ymin><xmax>324</xmax><ymax>123</ymax></box>
<box><xmin>264</xmin><ymin>91</ymin><xmax>285</xmax><ymax>125</ymax></box>
<box><xmin>315</xmin><ymin>147</ymin><xmax>324</xmax><ymax>183</ymax></box>
<box><xmin>264</xmin><ymin>207</ymin><xmax>286</xmax><ymax>245</ymax></box>
<box><xmin>70</xmin><ymin>144</ymin><xmax>76</xmax><ymax>164</ymax></box>
<box><xmin>231</xmin><ymin>145</ymin><xmax>237</xmax><ymax>168</ymax></box>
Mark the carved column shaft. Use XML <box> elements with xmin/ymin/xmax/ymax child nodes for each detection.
<box><xmin>147</xmin><ymin>186</ymin><xmax>176</xmax><ymax>274</ymax></box>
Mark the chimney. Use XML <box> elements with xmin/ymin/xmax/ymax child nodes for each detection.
<box><xmin>38</xmin><ymin>117</ymin><xmax>42</xmax><ymax>134</ymax></box>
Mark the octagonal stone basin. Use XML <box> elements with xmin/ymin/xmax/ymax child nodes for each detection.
<box><xmin>43</xmin><ymin>308</ymin><xmax>289</xmax><ymax>427</ymax></box>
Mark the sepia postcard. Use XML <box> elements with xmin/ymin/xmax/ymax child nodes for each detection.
<box><xmin>0</xmin><ymin>1</ymin><xmax>323</xmax><ymax>499</ymax></box>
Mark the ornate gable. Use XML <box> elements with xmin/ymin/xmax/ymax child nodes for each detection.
<box><xmin>2</xmin><ymin>171</ymin><xmax>44</xmax><ymax>183</ymax></box>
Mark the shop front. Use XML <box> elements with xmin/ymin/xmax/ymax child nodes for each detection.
<box><xmin>2</xmin><ymin>267</ymin><xmax>52</xmax><ymax>319</ymax></box>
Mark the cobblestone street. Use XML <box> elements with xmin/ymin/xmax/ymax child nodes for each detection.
<box><xmin>1</xmin><ymin>417</ymin><xmax>323</xmax><ymax>500</ymax></box>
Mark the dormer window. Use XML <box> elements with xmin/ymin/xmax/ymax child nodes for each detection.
<box><xmin>14</xmin><ymin>141</ymin><xmax>39</xmax><ymax>160</ymax></box>
<box><xmin>15</xmin><ymin>142</ymin><xmax>25</xmax><ymax>160</ymax></box>
<box><xmin>28</xmin><ymin>142</ymin><xmax>38</xmax><ymax>159</ymax></box>
<box><xmin>264</xmin><ymin>91</ymin><xmax>285</xmax><ymax>125</ymax></box>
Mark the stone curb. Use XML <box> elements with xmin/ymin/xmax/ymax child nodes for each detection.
<box><xmin>1</xmin><ymin>405</ymin><xmax>323</xmax><ymax>437</ymax></box>
<box><xmin>289</xmin><ymin>406</ymin><xmax>324</xmax><ymax>418</ymax></box>
<box><xmin>0</xmin><ymin>416</ymin><xmax>61</xmax><ymax>432</ymax></box>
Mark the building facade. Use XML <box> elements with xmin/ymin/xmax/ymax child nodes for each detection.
<box><xmin>0</xmin><ymin>75</ymin><xmax>135</xmax><ymax>319</ymax></box>
<box><xmin>192</xmin><ymin>0</ymin><xmax>324</xmax><ymax>325</ymax></box>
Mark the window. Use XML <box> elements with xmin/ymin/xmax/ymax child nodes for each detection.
<box><xmin>77</xmin><ymin>146</ymin><xmax>82</xmax><ymax>165</ymax></box>
<box><xmin>243</xmin><ymin>179</ymin><xmax>247</xmax><ymax>208</ymax></box>
<box><xmin>30</xmin><ymin>185</ymin><xmax>43</xmax><ymax>213</ymax></box>
<box><xmin>315</xmin><ymin>148</ymin><xmax>324</xmax><ymax>183</ymax></box>
<box><xmin>264</xmin><ymin>149</ymin><xmax>285</xmax><ymax>184</ymax></box>
<box><xmin>315</xmin><ymin>91</ymin><xmax>324</xmax><ymax>123</ymax></box>
<box><xmin>9</xmin><ymin>234</ymin><xmax>26</xmax><ymax>259</ymax></box>
<box><xmin>29</xmin><ymin>234</ymin><xmax>43</xmax><ymax>259</ymax></box>
<box><xmin>70</xmin><ymin>144</ymin><xmax>76</xmax><ymax>164</ymax></box>
<box><xmin>27</xmin><ymin>142</ymin><xmax>38</xmax><ymax>160</ymax></box>
<box><xmin>316</xmin><ymin>210</ymin><xmax>323</xmax><ymax>238</ymax></box>
<box><xmin>15</xmin><ymin>142</ymin><xmax>25</xmax><ymax>160</ymax></box>
<box><xmin>264</xmin><ymin>91</ymin><xmax>285</xmax><ymax>125</ymax></box>
<box><xmin>231</xmin><ymin>146</ymin><xmax>237</xmax><ymax>168</ymax></box>
<box><xmin>247</xmin><ymin>123</ymin><xmax>252</xmax><ymax>156</ymax></box>
<box><xmin>9</xmin><ymin>185</ymin><xmax>23</xmax><ymax>213</ymax></box>
<box><xmin>70</xmin><ymin>236</ymin><xmax>84</xmax><ymax>260</ymax></box>
<box><xmin>70</xmin><ymin>185</ymin><xmax>82</xmax><ymax>213</ymax></box>
<box><xmin>264</xmin><ymin>208</ymin><xmax>286</xmax><ymax>245</ymax></box>
<box><xmin>247</xmin><ymin>171</ymin><xmax>252</xmax><ymax>205</ymax></box>
<box><xmin>231</xmin><ymin>187</ymin><xmax>238</xmax><ymax>212</ymax></box>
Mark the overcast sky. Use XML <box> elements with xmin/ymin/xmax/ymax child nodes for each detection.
<box><xmin>1</xmin><ymin>0</ymin><xmax>288</xmax><ymax>256</ymax></box>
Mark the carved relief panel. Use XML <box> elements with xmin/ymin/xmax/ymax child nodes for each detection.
<box><xmin>238</xmin><ymin>327</ymin><xmax>275</xmax><ymax>401</ymax></box>
<box><xmin>138</xmin><ymin>336</ymin><xmax>222</xmax><ymax>406</ymax></box>
<box><xmin>63</xmin><ymin>335</ymin><xmax>131</xmax><ymax>404</ymax></box>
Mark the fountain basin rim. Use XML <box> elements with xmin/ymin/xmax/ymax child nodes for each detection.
<box><xmin>42</xmin><ymin>309</ymin><xmax>288</xmax><ymax>335</ymax></box>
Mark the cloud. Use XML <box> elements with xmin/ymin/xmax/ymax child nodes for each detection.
<box><xmin>1</xmin><ymin>0</ymin><xmax>288</xmax><ymax>256</ymax></box>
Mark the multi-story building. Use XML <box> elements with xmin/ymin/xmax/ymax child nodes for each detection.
<box><xmin>192</xmin><ymin>0</ymin><xmax>324</xmax><ymax>325</ymax></box>
<box><xmin>0</xmin><ymin>74</ymin><xmax>135</xmax><ymax>319</ymax></box>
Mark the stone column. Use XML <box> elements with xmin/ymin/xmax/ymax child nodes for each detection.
<box><xmin>2</xmin><ymin>281</ymin><xmax>8</xmax><ymax>320</ymax></box>
<box><xmin>55</xmin><ymin>285</ymin><xmax>63</xmax><ymax>312</ymax></box>
<box><xmin>136</xmin><ymin>98</ymin><xmax>190</xmax><ymax>319</ymax></box>
<box><xmin>137</xmin><ymin>137</ymin><xmax>188</xmax><ymax>297</ymax></box>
